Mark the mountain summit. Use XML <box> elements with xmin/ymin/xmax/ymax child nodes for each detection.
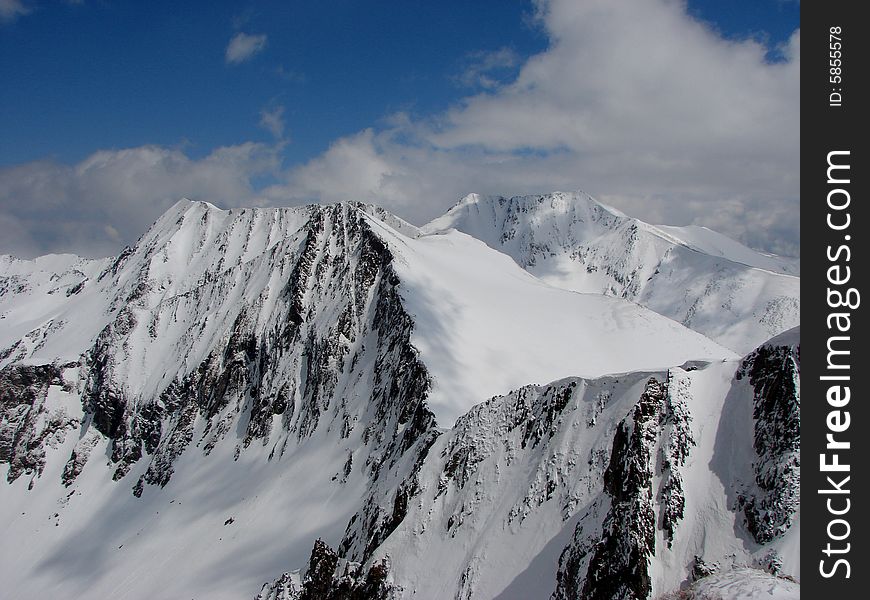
<box><xmin>1</xmin><ymin>196</ymin><xmax>799</xmax><ymax>599</ymax></box>
<box><xmin>425</xmin><ymin>192</ymin><xmax>799</xmax><ymax>353</ymax></box>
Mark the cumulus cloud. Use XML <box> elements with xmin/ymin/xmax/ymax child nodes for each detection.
<box><xmin>0</xmin><ymin>0</ymin><xmax>31</xmax><ymax>22</ymax></box>
<box><xmin>432</xmin><ymin>0</ymin><xmax>799</xmax><ymax>156</ymax></box>
<box><xmin>269</xmin><ymin>0</ymin><xmax>800</xmax><ymax>255</ymax></box>
<box><xmin>1</xmin><ymin>0</ymin><xmax>800</xmax><ymax>258</ymax></box>
<box><xmin>225</xmin><ymin>32</ymin><xmax>268</xmax><ymax>64</ymax></box>
<box><xmin>0</xmin><ymin>144</ymin><xmax>281</xmax><ymax>257</ymax></box>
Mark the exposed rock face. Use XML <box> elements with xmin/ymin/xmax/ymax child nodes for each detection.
<box><xmin>1</xmin><ymin>203</ymin><xmax>436</xmax><ymax>499</ymax></box>
<box><xmin>550</xmin><ymin>334</ymin><xmax>800</xmax><ymax>600</ymax></box>
<box><xmin>256</xmin><ymin>539</ymin><xmax>401</xmax><ymax>600</ymax></box>
<box><xmin>551</xmin><ymin>374</ymin><xmax>697</xmax><ymax>600</ymax></box>
<box><xmin>736</xmin><ymin>333</ymin><xmax>800</xmax><ymax>544</ymax></box>
<box><xmin>578</xmin><ymin>378</ymin><xmax>664</xmax><ymax>600</ymax></box>
<box><xmin>659</xmin><ymin>373</ymin><xmax>695</xmax><ymax>548</ymax></box>
<box><xmin>0</xmin><ymin>363</ymin><xmax>78</xmax><ymax>485</ymax></box>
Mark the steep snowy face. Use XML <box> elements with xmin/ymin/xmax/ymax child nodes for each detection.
<box><xmin>0</xmin><ymin>200</ymin><xmax>440</xmax><ymax>599</ymax></box>
<box><xmin>330</xmin><ymin>328</ymin><xmax>800</xmax><ymax>600</ymax></box>
<box><xmin>2</xmin><ymin>200</ymin><xmax>438</xmax><ymax>485</ymax></box>
<box><xmin>424</xmin><ymin>192</ymin><xmax>800</xmax><ymax>353</ymax></box>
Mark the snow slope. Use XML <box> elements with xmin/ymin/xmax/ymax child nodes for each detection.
<box><xmin>0</xmin><ymin>421</ymin><xmax>371</xmax><ymax>599</ymax></box>
<box><xmin>0</xmin><ymin>199</ymin><xmax>798</xmax><ymax>600</ymax></box>
<box><xmin>0</xmin><ymin>253</ymin><xmax>112</xmax><ymax>362</ymax></box>
<box><xmin>424</xmin><ymin>192</ymin><xmax>800</xmax><ymax>353</ymax></box>
<box><xmin>369</xmin><ymin>218</ymin><xmax>734</xmax><ymax>425</ymax></box>
<box><xmin>340</xmin><ymin>328</ymin><xmax>800</xmax><ymax>600</ymax></box>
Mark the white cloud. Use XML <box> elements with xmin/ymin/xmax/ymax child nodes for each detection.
<box><xmin>259</xmin><ymin>104</ymin><xmax>286</xmax><ymax>140</ymax></box>
<box><xmin>0</xmin><ymin>143</ymin><xmax>281</xmax><ymax>257</ymax></box>
<box><xmin>1</xmin><ymin>0</ymin><xmax>801</xmax><ymax>258</ymax></box>
<box><xmin>263</xmin><ymin>130</ymin><xmax>400</xmax><ymax>207</ymax></box>
<box><xmin>0</xmin><ymin>0</ymin><xmax>31</xmax><ymax>22</ymax></box>
<box><xmin>269</xmin><ymin>0</ymin><xmax>800</xmax><ymax>255</ymax></box>
<box><xmin>456</xmin><ymin>47</ymin><xmax>520</xmax><ymax>89</ymax></box>
<box><xmin>429</xmin><ymin>0</ymin><xmax>800</xmax><ymax>157</ymax></box>
<box><xmin>225</xmin><ymin>32</ymin><xmax>268</xmax><ymax>64</ymax></box>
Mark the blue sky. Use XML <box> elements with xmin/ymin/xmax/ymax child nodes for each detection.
<box><xmin>1</xmin><ymin>0</ymin><xmax>548</xmax><ymax>166</ymax></box>
<box><xmin>0</xmin><ymin>0</ymin><xmax>799</xmax><ymax>257</ymax></box>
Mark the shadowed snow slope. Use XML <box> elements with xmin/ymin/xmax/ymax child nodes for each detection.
<box><xmin>424</xmin><ymin>192</ymin><xmax>800</xmax><ymax>354</ymax></box>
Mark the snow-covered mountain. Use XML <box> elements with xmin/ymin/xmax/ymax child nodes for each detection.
<box><xmin>305</xmin><ymin>327</ymin><xmax>799</xmax><ymax>600</ymax></box>
<box><xmin>424</xmin><ymin>192</ymin><xmax>800</xmax><ymax>354</ymax></box>
<box><xmin>0</xmin><ymin>198</ymin><xmax>799</xmax><ymax>599</ymax></box>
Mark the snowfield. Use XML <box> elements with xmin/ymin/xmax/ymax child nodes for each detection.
<box><xmin>370</xmin><ymin>215</ymin><xmax>735</xmax><ymax>425</ymax></box>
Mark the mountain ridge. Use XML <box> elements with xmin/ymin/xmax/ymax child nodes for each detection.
<box><xmin>0</xmin><ymin>196</ymin><xmax>799</xmax><ymax>599</ymax></box>
<box><xmin>423</xmin><ymin>191</ymin><xmax>799</xmax><ymax>353</ymax></box>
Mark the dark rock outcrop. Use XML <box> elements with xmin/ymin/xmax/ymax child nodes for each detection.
<box><xmin>736</xmin><ymin>337</ymin><xmax>800</xmax><ymax>544</ymax></box>
<box><xmin>554</xmin><ymin>374</ymin><xmax>696</xmax><ymax>600</ymax></box>
<box><xmin>0</xmin><ymin>363</ymin><xmax>77</xmax><ymax>484</ymax></box>
<box><xmin>255</xmin><ymin>539</ymin><xmax>400</xmax><ymax>600</ymax></box>
<box><xmin>578</xmin><ymin>378</ymin><xmax>665</xmax><ymax>600</ymax></box>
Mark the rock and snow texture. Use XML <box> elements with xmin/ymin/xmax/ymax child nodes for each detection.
<box><xmin>0</xmin><ymin>198</ymin><xmax>799</xmax><ymax>599</ymax></box>
<box><xmin>350</xmin><ymin>330</ymin><xmax>800</xmax><ymax>600</ymax></box>
<box><xmin>1</xmin><ymin>201</ymin><xmax>438</xmax><ymax>599</ymax></box>
<box><xmin>685</xmin><ymin>567</ymin><xmax>800</xmax><ymax>600</ymax></box>
<box><xmin>424</xmin><ymin>192</ymin><xmax>800</xmax><ymax>354</ymax></box>
<box><xmin>1</xmin><ymin>198</ymin><xmax>733</xmax><ymax>430</ymax></box>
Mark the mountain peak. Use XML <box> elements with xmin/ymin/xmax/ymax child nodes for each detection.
<box><xmin>435</xmin><ymin>191</ymin><xmax>627</xmax><ymax>229</ymax></box>
<box><xmin>423</xmin><ymin>190</ymin><xmax>799</xmax><ymax>353</ymax></box>
<box><xmin>0</xmin><ymin>192</ymin><xmax>801</xmax><ymax>600</ymax></box>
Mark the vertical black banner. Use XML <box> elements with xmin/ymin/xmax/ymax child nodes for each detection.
<box><xmin>803</xmin><ymin>1</ymin><xmax>868</xmax><ymax>598</ymax></box>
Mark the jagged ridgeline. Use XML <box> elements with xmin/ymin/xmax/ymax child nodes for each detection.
<box><xmin>0</xmin><ymin>197</ymin><xmax>799</xmax><ymax>599</ymax></box>
<box><xmin>2</xmin><ymin>202</ymin><xmax>435</xmax><ymax>494</ymax></box>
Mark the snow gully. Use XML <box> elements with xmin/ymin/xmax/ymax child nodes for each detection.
<box><xmin>819</xmin><ymin>150</ymin><xmax>857</xmax><ymax>580</ymax></box>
